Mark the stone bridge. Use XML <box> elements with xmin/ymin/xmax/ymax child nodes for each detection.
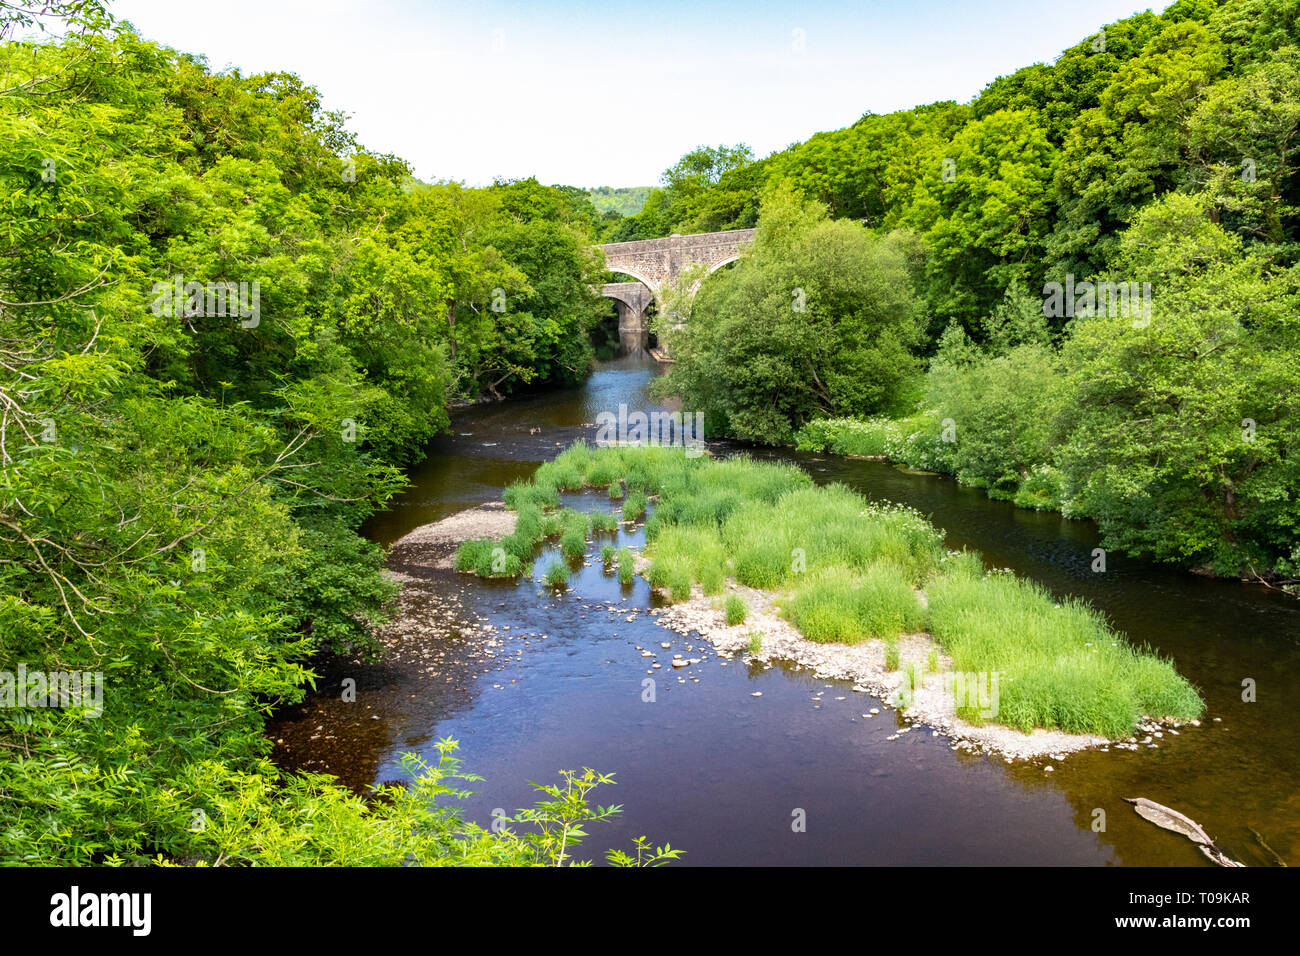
<box><xmin>595</xmin><ymin>228</ymin><xmax>754</xmax><ymax>355</ymax></box>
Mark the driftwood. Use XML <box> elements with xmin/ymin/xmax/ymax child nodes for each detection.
<box><xmin>1125</xmin><ymin>798</ymin><xmax>1244</xmax><ymax>867</ymax></box>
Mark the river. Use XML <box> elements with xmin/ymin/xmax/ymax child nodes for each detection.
<box><xmin>268</xmin><ymin>356</ymin><xmax>1299</xmax><ymax>866</ymax></box>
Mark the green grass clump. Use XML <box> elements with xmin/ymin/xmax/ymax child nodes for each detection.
<box><xmin>542</xmin><ymin>560</ymin><xmax>569</xmax><ymax>589</ymax></box>
<box><xmin>927</xmin><ymin>571</ymin><xmax>1204</xmax><ymax>736</ymax></box>
<box><xmin>505</xmin><ymin>480</ymin><xmax>558</xmax><ymax>511</ymax></box>
<box><xmin>622</xmin><ymin>490</ymin><xmax>648</xmax><ymax>522</ymax></box>
<box><xmin>455</xmin><ymin>538</ymin><xmax>495</xmax><ymax>573</ymax></box>
<box><xmin>731</xmin><ymin>537</ymin><xmax>789</xmax><ymax>589</ymax></box>
<box><xmin>938</xmin><ymin>548</ymin><xmax>984</xmax><ymax>580</ymax></box>
<box><xmin>724</xmin><ymin>594</ymin><xmax>747</xmax><ymax>626</ymax></box>
<box><xmin>601</xmin><ymin>544</ymin><xmax>615</xmax><ymax>566</ymax></box>
<box><xmin>608</xmin><ymin>481</ymin><xmax>625</xmax><ymax>500</ymax></box>
<box><xmin>722</xmin><ymin>484</ymin><xmax>944</xmax><ymax>590</ymax></box>
<box><xmin>560</xmin><ymin>527</ymin><xmax>586</xmax><ymax>560</ymax></box>
<box><xmin>589</xmin><ymin>511</ymin><xmax>619</xmax><ymax>534</ymax></box>
<box><xmin>883</xmin><ymin>639</ymin><xmax>901</xmax><ymax>670</ymax></box>
<box><xmin>698</xmin><ymin>563</ymin><xmax>725</xmax><ymax>596</ymax></box>
<box><xmin>584</xmin><ymin>456</ymin><xmax>623</xmax><ymax>488</ymax></box>
<box><xmin>745</xmin><ymin>631</ymin><xmax>763</xmax><ymax>655</ymax></box>
<box><xmin>454</xmin><ymin>539</ymin><xmax>522</xmax><ymax>577</ymax></box>
<box><xmin>616</xmin><ymin>547</ymin><xmax>635</xmax><ymax>585</ymax></box>
<box><xmin>647</xmin><ymin>555</ymin><xmax>693</xmax><ymax>602</ymax></box>
<box><xmin>783</xmin><ymin>565</ymin><xmax>925</xmax><ymax>644</ymax></box>
<box><xmin>648</xmin><ymin>524</ymin><xmax>728</xmax><ymax>595</ymax></box>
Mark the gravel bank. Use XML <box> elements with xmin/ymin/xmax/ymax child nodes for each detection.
<box><xmin>385</xmin><ymin>503</ymin><xmax>518</xmax><ymax>578</ymax></box>
<box><xmin>648</xmin><ymin>579</ymin><xmax>1126</xmax><ymax>762</ymax></box>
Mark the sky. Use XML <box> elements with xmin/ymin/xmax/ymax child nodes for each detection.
<box><xmin>108</xmin><ymin>0</ymin><xmax>1172</xmax><ymax>188</ymax></box>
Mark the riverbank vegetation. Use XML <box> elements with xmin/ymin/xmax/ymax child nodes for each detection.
<box><xmin>0</xmin><ymin>2</ymin><xmax>640</xmax><ymax>865</ymax></box>
<box><xmin>460</xmin><ymin>444</ymin><xmax>1204</xmax><ymax>737</ymax></box>
<box><xmin>623</xmin><ymin>0</ymin><xmax>1300</xmax><ymax>588</ymax></box>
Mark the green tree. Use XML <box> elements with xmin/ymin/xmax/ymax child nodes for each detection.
<box><xmin>657</xmin><ymin>184</ymin><xmax>926</xmax><ymax>443</ymax></box>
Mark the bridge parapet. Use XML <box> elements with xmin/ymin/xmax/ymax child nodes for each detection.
<box><xmin>596</xmin><ymin>228</ymin><xmax>754</xmax><ymax>294</ymax></box>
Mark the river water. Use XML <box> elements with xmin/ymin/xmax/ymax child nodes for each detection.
<box><xmin>269</xmin><ymin>357</ymin><xmax>1299</xmax><ymax>866</ymax></box>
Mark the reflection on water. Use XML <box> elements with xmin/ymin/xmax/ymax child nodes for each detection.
<box><xmin>270</xmin><ymin>357</ymin><xmax>1300</xmax><ymax>866</ymax></box>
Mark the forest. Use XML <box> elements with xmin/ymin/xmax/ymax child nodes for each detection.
<box><xmin>626</xmin><ymin>0</ymin><xmax>1300</xmax><ymax>588</ymax></box>
<box><xmin>0</xmin><ymin>1</ymin><xmax>636</xmax><ymax>864</ymax></box>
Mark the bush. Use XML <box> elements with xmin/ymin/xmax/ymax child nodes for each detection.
<box><xmin>794</xmin><ymin>417</ymin><xmax>899</xmax><ymax>456</ymax></box>
<box><xmin>654</xmin><ymin>185</ymin><xmax>926</xmax><ymax>444</ymax></box>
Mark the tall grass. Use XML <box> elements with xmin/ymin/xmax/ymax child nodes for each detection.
<box><xmin>622</xmin><ymin>490</ymin><xmax>648</xmax><ymax>522</ymax></box>
<box><xmin>542</xmin><ymin>559</ymin><xmax>569</xmax><ymax>589</ymax></box>
<box><xmin>725</xmin><ymin>594</ymin><xmax>747</xmax><ymax>626</ymax></box>
<box><xmin>616</xmin><ymin>547</ymin><xmax>635</xmax><ymax>585</ymax></box>
<box><xmin>927</xmin><ymin>571</ymin><xmax>1204</xmax><ymax>736</ymax></box>
<box><xmin>783</xmin><ymin>565</ymin><xmax>925</xmax><ymax>643</ymax></box>
<box><xmin>462</xmin><ymin>443</ymin><xmax>1203</xmax><ymax>737</ymax></box>
<box><xmin>723</xmin><ymin>484</ymin><xmax>944</xmax><ymax>589</ymax></box>
<box><xmin>589</xmin><ymin>510</ymin><xmax>619</xmax><ymax>534</ymax></box>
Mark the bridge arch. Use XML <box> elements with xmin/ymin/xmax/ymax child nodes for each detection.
<box><xmin>594</xmin><ymin>228</ymin><xmax>754</xmax><ymax>358</ymax></box>
<box><xmin>599</xmin><ymin>281</ymin><xmax>656</xmax><ymax>357</ymax></box>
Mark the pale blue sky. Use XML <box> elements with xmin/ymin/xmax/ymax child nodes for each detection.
<box><xmin>110</xmin><ymin>0</ymin><xmax>1171</xmax><ymax>188</ymax></box>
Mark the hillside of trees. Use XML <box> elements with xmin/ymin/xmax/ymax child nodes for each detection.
<box><xmin>0</xmin><ymin>1</ymin><xmax>624</xmax><ymax>864</ymax></box>
<box><xmin>633</xmin><ymin>0</ymin><xmax>1300</xmax><ymax>589</ymax></box>
<box><xmin>587</xmin><ymin>185</ymin><xmax>653</xmax><ymax>217</ymax></box>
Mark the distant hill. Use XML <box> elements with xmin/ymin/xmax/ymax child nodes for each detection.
<box><xmin>587</xmin><ymin>186</ymin><xmax>653</xmax><ymax>216</ymax></box>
